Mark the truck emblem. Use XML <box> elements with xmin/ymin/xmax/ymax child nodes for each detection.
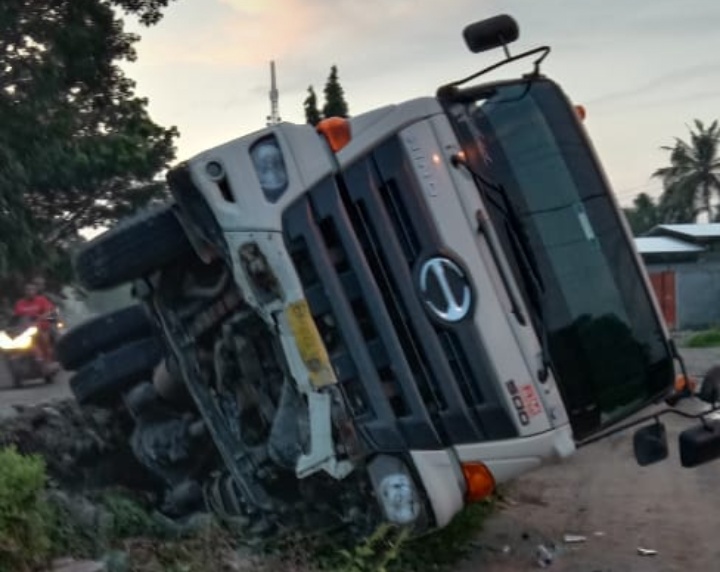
<box><xmin>418</xmin><ymin>256</ymin><xmax>472</xmax><ymax>322</ymax></box>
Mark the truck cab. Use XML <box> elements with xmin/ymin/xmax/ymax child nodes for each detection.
<box><xmin>69</xmin><ymin>15</ymin><xmax>676</xmax><ymax>535</ymax></box>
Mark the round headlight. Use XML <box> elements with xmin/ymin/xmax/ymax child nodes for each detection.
<box><xmin>250</xmin><ymin>136</ymin><xmax>288</xmax><ymax>202</ymax></box>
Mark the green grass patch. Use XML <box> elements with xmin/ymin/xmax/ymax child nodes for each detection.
<box><xmin>686</xmin><ymin>329</ymin><xmax>720</xmax><ymax>348</ymax></box>
<box><xmin>0</xmin><ymin>446</ymin><xmax>52</xmax><ymax>572</ymax></box>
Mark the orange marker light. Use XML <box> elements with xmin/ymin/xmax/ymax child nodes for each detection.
<box><xmin>674</xmin><ymin>373</ymin><xmax>697</xmax><ymax>393</ymax></box>
<box><xmin>317</xmin><ymin>117</ymin><xmax>352</xmax><ymax>152</ymax></box>
<box><xmin>461</xmin><ymin>462</ymin><xmax>496</xmax><ymax>503</ymax></box>
<box><xmin>575</xmin><ymin>105</ymin><xmax>586</xmax><ymax>121</ymax></box>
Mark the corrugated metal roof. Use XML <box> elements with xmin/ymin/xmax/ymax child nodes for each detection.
<box><xmin>654</xmin><ymin>223</ymin><xmax>720</xmax><ymax>238</ymax></box>
<box><xmin>634</xmin><ymin>236</ymin><xmax>705</xmax><ymax>254</ymax></box>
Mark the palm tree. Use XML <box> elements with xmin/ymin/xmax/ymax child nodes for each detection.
<box><xmin>653</xmin><ymin>120</ymin><xmax>720</xmax><ymax>222</ymax></box>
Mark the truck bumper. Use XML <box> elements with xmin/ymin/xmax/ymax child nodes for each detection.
<box><xmin>411</xmin><ymin>424</ymin><xmax>575</xmax><ymax>528</ymax></box>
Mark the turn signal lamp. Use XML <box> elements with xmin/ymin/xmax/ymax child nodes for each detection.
<box><xmin>317</xmin><ymin>117</ymin><xmax>351</xmax><ymax>152</ymax></box>
<box><xmin>675</xmin><ymin>373</ymin><xmax>697</xmax><ymax>393</ymax></box>
<box><xmin>575</xmin><ymin>105</ymin><xmax>586</xmax><ymax>121</ymax></box>
<box><xmin>461</xmin><ymin>462</ymin><xmax>496</xmax><ymax>503</ymax></box>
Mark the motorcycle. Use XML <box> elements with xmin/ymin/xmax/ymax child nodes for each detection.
<box><xmin>0</xmin><ymin>310</ymin><xmax>64</xmax><ymax>387</ymax></box>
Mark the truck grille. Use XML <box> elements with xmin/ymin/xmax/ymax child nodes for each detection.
<box><xmin>283</xmin><ymin>137</ymin><xmax>515</xmax><ymax>450</ymax></box>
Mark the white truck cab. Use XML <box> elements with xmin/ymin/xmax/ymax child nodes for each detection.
<box><xmin>71</xmin><ymin>15</ymin><xmax>677</xmax><ymax>536</ymax></box>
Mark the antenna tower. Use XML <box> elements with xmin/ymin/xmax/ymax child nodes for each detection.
<box><xmin>266</xmin><ymin>60</ymin><xmax>281</xmax><ymax>126</ymax></box>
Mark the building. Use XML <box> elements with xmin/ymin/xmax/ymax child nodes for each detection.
<box><xmin>635</xmin><ymin>224</ymin><xmax>720</xmax><ymax>330</ymax></box>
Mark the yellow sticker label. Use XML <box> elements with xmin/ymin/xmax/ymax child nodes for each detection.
<box><xmin>286</xmin><ymin>300</ymin><xmax>337</xmax><ymax>388</ymax></box>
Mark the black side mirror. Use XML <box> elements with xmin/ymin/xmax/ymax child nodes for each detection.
<box><xmin>679</xmin><ymin>420</ymin><xmax>720</xmax><ymax>468</ymax></box>
<box><xmin>463</xmin><ymin>15</ymin><xmax>519</xmax><ymax>54</ymax></box>
<box><xmin>697</xmin><ymin>365</ymin><xmax>720</xmax><ymax>405</ymax></box>
<box><xmin>633</xmin><ymin>422</ymin><xmax>668</xmax><ymax>466</ymax></box>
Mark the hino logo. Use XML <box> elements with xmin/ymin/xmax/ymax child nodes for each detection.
<box><xmin>418</xmin><ymin>256</ymin><xmax>472</xmax><ymax>323</ymax></box>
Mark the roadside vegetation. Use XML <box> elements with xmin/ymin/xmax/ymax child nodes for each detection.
<box><xmin>685</xmin><ymin>328</ymin><xmax>720</xmax><ymax>348</ymax></box>
<box><xmin>0</xmin><ymin>445</ymin><xmax>495</xmax><ymax>572</ymax></box>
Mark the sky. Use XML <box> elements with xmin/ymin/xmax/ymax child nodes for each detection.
<box><xmin>122</xmin><ymin>0</ymin><xmax>720</xmax><ymax>207</ymax></box>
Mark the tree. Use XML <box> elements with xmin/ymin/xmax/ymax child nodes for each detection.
<box><xmin>322</xmin><ymin>65</ymin><xmax>349</xmax><ymax>119</ymax></box>
<box><xmin>623</xmin><ymin>192</ymin><xmax>661</xmax><ymax>235</ymax></box>
<box><xmin>303</xmin><ymin>86</ymin><xmax>322</xmax><ymax>126</ymax></box>
<box><xmin>653</xmin><ymin>120</ymin><xmax>720</xmax><ymax>221</ymax></box>
<box><xmin>0</xmin><ymin>0</ymin><xmax>178</xmax><ymax>283</ymax></box>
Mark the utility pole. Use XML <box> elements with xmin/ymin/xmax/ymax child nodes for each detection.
<box><xmin>266</xmin><ymin>60</ymin><xmax>281</xmax><ymax>126</ymax></box>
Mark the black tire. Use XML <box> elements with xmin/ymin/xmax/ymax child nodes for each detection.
<box><xmin>74</xmin><ymin>203</ymin><xmax>192</xmax><ymax>291</ymax></box>
<box><xmin>56</xmin><ymin>305</ymin><xmax>154</xmax><ymax>371</ymax></box>
<box><xmin>70</xmin><ymin>337</ymin><xmax>164</xmax><ymax>407</ymax></box>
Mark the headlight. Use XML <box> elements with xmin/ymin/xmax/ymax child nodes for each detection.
<box><xmin>368</xmin><ymin>455</ymin><xmax>423</xmax><ymax>526</ymax></box>
<box><xmin>0</xmin><ymin>331</ymin><xmax>13</xmax><ymax>350</ymax></box>
<box><xmin>0</xmin><ymin>326</ymin><xmax>37</xmax><ymax>350</ymax></box>
<box><xmin>250</xmin><ymin>135</ymin><xmax>288</xmax><ymax>203</ymax></box>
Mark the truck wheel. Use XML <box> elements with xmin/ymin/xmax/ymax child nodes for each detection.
<box><xmin>56</xmin><ymin>305</ymin><xmax>154</xmax><ymax>371</ymax></box>
<box><xmin>70</xmin><ymin>337</ymin><xmax>164</xmax><ymax>407</ymax></box>
<box><xmin>74</xmin><ymin>203</ymin><xmax>192</xmax><ymax>291</ymax></box>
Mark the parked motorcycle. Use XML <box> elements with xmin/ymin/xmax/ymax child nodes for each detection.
<box><xmin>0</xmin><ymin>311</ymin><xmax>64</xmax><ymax>387</ymax></box>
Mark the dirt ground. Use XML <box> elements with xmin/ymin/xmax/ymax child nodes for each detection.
<box><xmin>461</xmin><ymin>346</ymin><xmax>720</xmax><ymax>572</ymax></box>
<box><xmin>0</xmin><ymin>357</ymin><xmax>70</xmax><ymax>411</ymax></box>
<box><xmin>2</xmin><ymin>346</ymin><xmax>720</xmax><ymax>571</ymax></box>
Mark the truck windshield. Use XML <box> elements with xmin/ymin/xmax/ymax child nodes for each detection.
<box><xmin>446</xmin><ymin>79</ymin><xmax>674</xmax><ymax>439</ymax></box>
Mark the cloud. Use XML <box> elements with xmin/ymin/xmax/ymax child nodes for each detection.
<box><xmin>133</xmin><ymin>0</ymin><xmax>506</xmax><ymax>68</ymax></box>
<box><xmin>587</xmin><ymin>63</ymin><xmax>720</xmax><ymax>107</ymax></box>
<box><xmin>124</xmin><ymin>0</ymin><xmax>720</xmax><ymax>190</ymax></box>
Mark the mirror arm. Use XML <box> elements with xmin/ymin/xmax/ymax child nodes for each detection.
<box><xmin>669</xmin><ymin>338</ymin><xmax>691</xmax><ymax>384</ymax></box>
<box><xmin>437</xmin><ymin>46</ymin><xmax>550</xmax><ymax>100</ymax></box>
<box><xmin>665</xmin><ymin>338</ymin><xmax>694</xmax><ymax>405</ymax></box>
<box><xmin>578</xmin><ymin>405</ymin><xmax>720</xmax><ymax>448</ymax></box>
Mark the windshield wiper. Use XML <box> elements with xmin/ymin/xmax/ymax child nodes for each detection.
<box><xmin>452</xmin><ymin>153</ymin><xmax>552</xmax><ymax>382</ymax></box>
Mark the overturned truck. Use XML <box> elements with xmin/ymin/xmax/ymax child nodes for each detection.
<box><xmin>58</xmin><ymin>15</ymin><xmax>688</xmax><ymax>537</ymax></box>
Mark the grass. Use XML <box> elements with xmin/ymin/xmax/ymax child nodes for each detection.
<box><xmin>686</xmin><ymin>328</ymin><xmax>720</xmax><ymax>348</ymax></box>
<box><xmin>0</xmin><ymin>447</ymin><xmax>52</xmax><ymax>572</ymax></box>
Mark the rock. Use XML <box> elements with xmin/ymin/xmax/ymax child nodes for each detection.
<box><xmin>151</xmin><ymin>510</ymin><xmax>214</xmax><ymax>539</ymax></box>
<box><xmin>0</xmin><ymin>405</ymin><xmax>18</xmax><ymax>422</ymax></box>
<box><xmin>103</xmin><ymin>550</ymin><xmax>130</xmax><ymax>572</ymax></box>
<box><xmin>536</xmin><ymin>544</ymin><xmax>555</xmax><ymax>568</ymax></box>
<box><xmin>562</xmin><ymin>534</ymin><xmax>587</xmax><ymax>544</ymax></box>
<box><xmin>50</xmin><ymin>558</ymin><xmax>106</xmax><ymax>572</ymax></box>
<box><xmin>0</xmin><ymin>398</ymin><xmax>156</xmax><ymax>491</ymax></box>
<box><xmin>91</xmin><ymin>409</ymin><xmax>114</xmax><ymax>428</ymax></box>
<box><xmin>45</xmin><ymin>489</ymin><xmax>114</xmax><ymax>554</ymax></box>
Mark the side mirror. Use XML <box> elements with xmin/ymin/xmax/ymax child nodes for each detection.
<box><xmin>463</xmin><ymin>15</ymin><xmax>519</xmax><ymax>54</ymax></box>
<box><xmin>679</xmin><ymin>420</ymin><xmax>720</xmax><ymax>468</ymax></box>
<box><xmin>697</xmin><ymin>366</ymin><xmax>720</xmax><ymax>405</ymax></box>
<box><xmin>633</xmin><ymin>422</ymin><xmax>668</xmax><ymax>466</ymax></box>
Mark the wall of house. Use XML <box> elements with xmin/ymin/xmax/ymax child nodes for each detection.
<box><xmin>646</xmin><ymin>261</ymin><xmax>720</xmax><ymax>330</ymax></box>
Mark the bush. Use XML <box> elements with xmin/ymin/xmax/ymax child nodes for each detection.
<box><xmin>0</xmin><ymin>446</ymin><xmax>52</xmax><ymax>571</ymax></box>
<box><xmin>686</xmin><ymin>329</ymin><xmax>720</xmax><ymax>348</ymax></box>
<box><xmin>101</xmin><ymin>491</ymin><xmax>157</xmax><ymax>539</ymax></box>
